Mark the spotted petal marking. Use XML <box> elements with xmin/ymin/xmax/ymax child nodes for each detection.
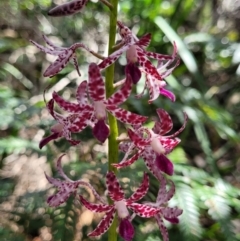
<box><xmin>30</xmin><ymin>35</ymin><xmax>91</xmax><ymax>77</ymax></box>
<box><xmin>88</xmin><ymin>63</ymin><xmax>105</xmax><ymax>101</ymax></box>
<box><xmin>117</xmin><ymin>21</ymin><xmax>133</xmax><ymax>39</ymax></box>
<box><xmin>153</xmin><ymin>109</ymin><xmax>173</xmax><ymax>135</ymax></box>
<box><xmin>106</xmin><ymin>172</ymin><xmax>125</xmax><ymax>201</ymax></box>
<box><xmin>160</xmin><ymin>138</ymin><xmax>181</xmax><ymax>154</ymax></box>
<box><xmin>127</xmin><ymin>173</ymin><xmax>149</xmax><ymax>203</ymax></box>
<box><xmin>67</xmin><ymin>112</ymin><xmax>92</xmax><ymax>133</ymax></box>
<box><xmin>79</xmin><ymin>195</ymin><xmax>113</xmax><ymax>212</ymax></box>
<box><xmin>128</xmin><ymin>203</ymin><xmax>160</xmax><ymax>218</ymax></box>
<box><xmin>119</xmin><ymin>142</ymin><xmax>132</xmax><ymax>153</ymax></box>
<box><xmin>144</xmin><ymin>50</ymin><xmax>173</xmax><ymax>61</ymax></box>
<box><xmin>45</xmin><ymin>170</ymin><xmax>80</xmax><ymax>207</ymax></box>
<box><xmin>165</xmin><ymin>112</ymin><xmax>188</xmax><ymax>139</ymax></box>
<box><xmin>136</xmin><ymin>46</ymin><xmax>162</xmax><ymax>80</ymax></box>
<box><xmin>48</xmin><ymin>0</ymin><xmax>89</xmax><ymax>16</ymax></box>
<box><xmin>112</xmin><ymin>150</ymin><xmax>143</xmax><ymax>169</ymax></box>
<box><xmin>45</xmin><ymin>99</ymin><xmax>90</xmax><ymax>146</ymax></box>
<box><xmin>76</xmin><ymin>80</ymin><xmax>89</xmax><ymax>107</ymax></box>
<box><xmin>44</xmin><ymin>48</ymin><xmax>75</xmax><ymax>77</ymax></box>
<box><xmin>136</xmin><ymin>33</ymin><xmax>152</xmax><ymax>48</ymax></box>
<box><xmin>88</xmin><ymin>208</ymin><xmax>115</xmax><ymax>237</ymax></box>
<box><xmin>155</xmin><ymin>214</ymin><xmax>169</xmax><ymax>241</ymax></box>
<box><xmin>98</xmin><ymin>44</ymin><xmax>130</xmax><ymax>70</ymax></box>
<box><xmin>127</xmin><ymin>128</ymin><xmax>150</xmax><ymax>148</ymax></box>
<box><xmin>52</xmin><ymin>91</ymin><xmax>82</xmax><ymax>113</ymax></box>
<box><xmin>156</xmin><ymin>175</ymin><xmax>173</xmax><ymax>205</ymax></box>
<box><xmin>161</xmin><ymin>207</ymin><xmax>182</xmax><ymax>223</ymax></box>
<box><xmin>106</xmin><ymin>73</ymin><xmax>132</xmax><ymax>105</ymax></box>
<box><xmin>106</xmin><ymin>106</ymin><xmax>147</xmax><ymax>125</ymax></box>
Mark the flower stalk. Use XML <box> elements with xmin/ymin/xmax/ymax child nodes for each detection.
<box><xmin>105</xmin><ymin>0</ymin><xmax>119</xmax><ymax>240</ymax></box>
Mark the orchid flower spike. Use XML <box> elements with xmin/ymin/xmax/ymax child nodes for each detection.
<box><xmin>79</xmin><ymin>171</ymin><xmax>159</xmax><ymax>241</ymax></box>
<box><xmin>30</xmin><ymin>35</ymin><xmax>92</xmax><ymax>77</ymax></box>
<box><xmin>45</xmin><ymin>154</ymin><xmax>105</xmax><ymax>207</ymax></box>
<box><xmin>114</xmin><ymin>109</ymin><xmax>188</xmax><ymax>177</ymax></box>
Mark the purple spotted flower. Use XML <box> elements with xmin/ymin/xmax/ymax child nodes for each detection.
<box><xmin>52</xmin><ymin>63</ymin><xmax>147</xmax><ymax>143</ymax></box>
<box><xmin>79</xmin><ymin>171</ymin><xmax>159</xmax><ymax>240</ymax></box>
<box><xmin>98</xmin><ymin>21</ymin><xmax>175</xmax><ymax>84</ymax></box>
<box><xmin>39</xmin><ymin>81</ymin><xmax>92</xmax><ymax>149</ymax></box>
<box><xmin>30</xmin><ymin>35</ymin><xmax>92</xmax><ymax>77</ymax></box>
<box><xmin>113</xmin><ymin>109</ymin><xmax>188</xmax><ymax>177</ymax></box>
<box><xmin>45</xmin><ymin>154</ymin><xmax>105</xmax><ymax>207</ymax></box>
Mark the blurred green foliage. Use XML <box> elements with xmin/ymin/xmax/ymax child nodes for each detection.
<box><xmin>0</xmin><ymin>0</ymin><xmax>240</xmax><ymax>241</ymax></box>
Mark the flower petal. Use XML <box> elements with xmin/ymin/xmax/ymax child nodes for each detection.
<box><xmin>76</xmin><ymin>80</ymin><xmax>89</xmax><ymax>106</ymax></box>
<box><xmin>155</xmin><ymin>154</ymin><xmax>174</xmax><ymax>176</ymax></box>
<box><xmin>119</xmin><ymin>142</ymin><xmax>132</xmax><ymax>153</ymax></box>
<box><xmin>165</xmin><ymin>112</ymin><xmax>188</xmax><ymax>139</ymax></box>
<box><xmin>125</xmin><ymin>63</ymin><xmax>142</xmax><ymax>84</ymax></box>
<box><xmin>155</xmin><ymin>214</ymin><xmax>169</xmax><ymax>241</ymax></box>
<box><xmin>136</xmin><ymin>33</ymin><xmax>152</xmax><ymax>48</ymax></box>
<box><xmin>39</xmin><ymin>132</ymin><xmax>60</xmax><ymax>149</ymax></box>
<box><xmin>48</xmin><ymin>0</ymin><xmax>88</xmax><ymax>16</ymax></box>
<box><xmin>106</xmin><ymin>72</ymin><xmax>132</xmax><ymax>105</ymax></box>
<box><xmin>45</xmin><ymin>173</ymin><xmax>79</xmax><ymax>207</ymax></box>
<box><xmin>161</xmin><ymin>137</ymin><xmax>180</xmax><ymax>154</ymax></box>
<box><xmin>128</xmin><ymin>203</ymin><xmax>160</xmax><ymax>218</ymax></box>
<box><xmin>79</xmin><ymin>195</ymin><xmax>113</xmax><ymax>212</ymax></box>
<box><xmin>106</xmin><ymin>106</ymin><xmax>147</xmax><ymax>125</ymax></box>
<box><xmin>56</xmin><ymin>154</ymin><xmax>71</xmax><ymax>181</ymax></box>
<box><xmin>156</xmin><ymin>175</ymin><xmax>172</xmax><ymax>205</ymax></box>
<box><xmin>160</xmin><ymin>88</ymin><xmax>176</xmax><ymax>102</ymax></box>
<box><xmin>136</xmin><ymin>46</ymin><xmax>162</xmax><ymax>80</ymax></box>
<box><xmin>106</xmin><ymin>172</ymin><xmax>125</xmax><ymax>201</ymax></box>
<box><xmin>44</xmin><ymin>48</ymin><xmax>75</xmax><ymax>77</ymax></box>
<box><xmin>153</xmin><ymin>109</ymin><xmax>173</xmax><ymax>135</ymax></box>
<box><xmin>112</xmin><ymin>151</ymin><xmax>142</xmax><ymax>169</ymax></box>
<box><xmin>127</xmin><ymin>172</ymin><xmax>149</xmax><ymax>203</ymax></box>
<box><xmin>52</xmin><ymin>91</ymin><xmax>81</xmax><ymax>113</ymax></box>
<box><xmin>161</xmin><ymin>207</ymin><xmax>183</xmax><ymax>223</ymax></box>
<box><xmin>88</xmin><ymin>63</ymin><xmax>105</xmax><ymax>101</ymax></box>
<box><xmin>92</xmin><ymin>119</ymin><xmax>110</xmax><ymax>143</ymax></box>
<box><xmin>98</xmin><ymin>44</ymin><xmax>130</xmax><ymax>70</ymax></box>
<box><xmin>119</xmin><ymin>218</ymin><xmax>135</xmax><ymax>241</ymax></box>
<box><xmin>88</xmin><ymin>207</ymin><xmax>115</xmax><ymax>237</ymax></box>
<box><xmin>143</xmin><ymin>50</ymin><xmax>173</xmax><ymax>61</ymax></box>
<box><xmin>127</xmin><ymin>128</ymin><xmax>150</xmax><ymax>148</ymax></box>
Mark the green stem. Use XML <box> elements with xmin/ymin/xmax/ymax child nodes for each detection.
<box><xmin>105</xmin><ymin>0</ymin><xmax>119</xmax><ymax>241</ymax></box>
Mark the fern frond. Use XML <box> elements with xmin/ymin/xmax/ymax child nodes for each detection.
<box><xmin>51</xmin><ymin>196</ymin><xmax>78</xmax><ymax>241</ymax></box>
<box><xmin>175</xmin><ymin>183</ymin><xmax>202</xmax><ymax>241</ymax></box>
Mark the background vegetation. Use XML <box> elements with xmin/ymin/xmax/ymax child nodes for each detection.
<box><xmin>0</xmin><ymin>0</ymin><xmax>240</xmax><ymax>240</ymax></box>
